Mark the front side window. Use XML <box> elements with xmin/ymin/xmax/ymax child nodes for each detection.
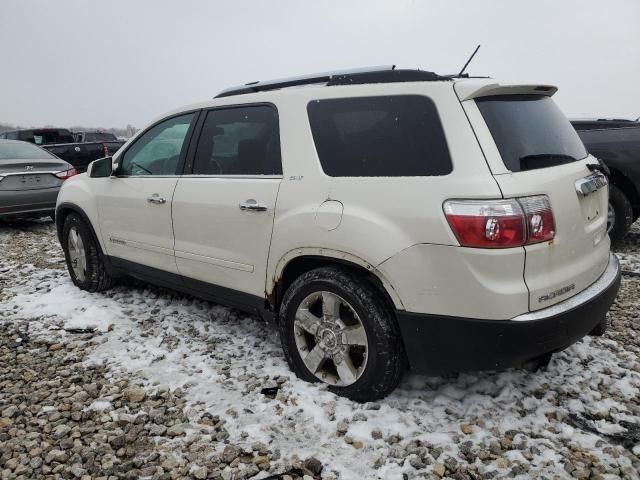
<box><xmin>193</xmin><ymin>105</ymin><xmax>281</xmax><ymax>175</ymax></box>
<box><xmin>307</xmin><ymin>95</ymin><xmax>452</xmax><ymax>177</ymax></box>
<box><xmin>476</xmin><ymin>95</ymin><xmax>588</xmax><ymax>172</ymax></box>
<box><xmin>119</xmin><ymin>113</ymin><xmax>195</xmax><ymax>176</ymax></box>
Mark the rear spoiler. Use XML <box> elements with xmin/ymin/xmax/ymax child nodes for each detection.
<box><xmin>454</xmin><ymin>80</ymin><xmax>558</xmax><ymax>102</ymax></box>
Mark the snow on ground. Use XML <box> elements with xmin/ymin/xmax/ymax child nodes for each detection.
<box><xmin>1</xmin><ymin>220</ymin><xmax>640</xmax><ymax>479</ymax></box>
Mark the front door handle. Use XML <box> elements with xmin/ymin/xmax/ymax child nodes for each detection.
<box><xmin>239</xmin><ymin>199</ymin><xmax>268</xmax><ymax>211</ymax></box>
<box><xmin>147</xmin><ymin>194</ymin><xmax>167</xmax><ymax>205</ymax></box>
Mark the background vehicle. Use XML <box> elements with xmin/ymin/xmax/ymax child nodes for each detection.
<box><xmin>55</xmin><ymin>67</ymin><xmax>620</xmax><ymax>401</ymax></box>
<box><xmin>73</xmin><ymin>130</ymin><xmax>120</xmax><ymax>143</ymax></box>
<box><xmin>571</xmin><ymin>118</ymin><xmax>640</xmax><ymax>243</ymax></box>
<box><xmin>0</xmin><ymin>139</ymin><xmax>76</xmax><ymax>220</ymax></box>
<box><xmin>0</xmin><ymin>128</ymin><xmax>125</xmax><ymax>173</ymax></box>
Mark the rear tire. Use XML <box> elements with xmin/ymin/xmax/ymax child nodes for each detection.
<box><xmin>279</xmin><ymin>267</ymin><xmax>405</xmax><ymax>402</ymax></box>
<box><xmin>608</xmin><ymin>185</ymin><xmax>633</xmax><ymax>245</ymax></box>
<box><xmin>62</xmin><ymin>213</ymin><xmax>114</xmax><ymax>292</ymax></box>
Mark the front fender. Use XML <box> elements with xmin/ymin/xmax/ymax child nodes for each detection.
<box><xmin>55</xmin><ymin>175</ymin><xmax>105</xmax><ymax>252</ymax></box>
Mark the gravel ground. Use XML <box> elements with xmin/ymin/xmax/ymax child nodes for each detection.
<box><xmin>0</xmin><ymin>218</ymin><xmax>639</xmax><ymax>480</ymax></box>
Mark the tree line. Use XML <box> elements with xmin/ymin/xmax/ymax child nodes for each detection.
<box><xmin>0</xmin><ymin>122</ymin><xmax>137</xmax><ymax>138</ymax></box>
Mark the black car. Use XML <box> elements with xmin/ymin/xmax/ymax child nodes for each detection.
<box><xmin>572</xmin><ymin>118</ymin><xmax>640</xmax><ymax>243</ymax></box>
<box><xmin>0</xmin><ymin>128</ymin><xmax>124</xmax><ymax>173</ymax></box>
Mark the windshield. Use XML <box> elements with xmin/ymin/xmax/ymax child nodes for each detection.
<box><xmin>476</xmin><ymin>95</ymin><xmax>588</xmax><ymax>172</ymax></box>
<box><xmin>0</xmin><ymin>141</ymin><xmax>56</xmax><ymax>160</ymax></box>
<box><xmin>85</xmin><ymin>132</ymin><xmax>117</xmax><ymax>142</ymax></box>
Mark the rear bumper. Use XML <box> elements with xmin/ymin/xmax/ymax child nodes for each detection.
<box><xmin>396</xmin><ymin>253</ymin><xmax>621</xmax><ymax>374</ymax></box>
<box><xmin>0</xmin><ymin>188</ymin><xmax>59</xmax><ymax>217</ymax></box>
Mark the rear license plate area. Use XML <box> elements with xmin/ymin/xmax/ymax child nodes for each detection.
<box><xmin>0</xmin><ymin>174</ymin><xmax>55</xmax><ymax>190</ymax></box>
<box><xmin>575</xmin><ymin>172</ymin><xmax>607</xmax><ymax>224</ymax></box>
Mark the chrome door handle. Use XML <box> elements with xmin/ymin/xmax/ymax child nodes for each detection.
<box><xmin>147</xmin><ymin>195</ymin><xmax>166</xmax><ymax>205</ymax></box>
<box><xmin>239</xmin><ymin>199</ymin><xmax>268</xmax><ymax>211</ymax></box>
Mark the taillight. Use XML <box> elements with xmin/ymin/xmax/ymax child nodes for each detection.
<box><xmin>444</xmin><ymin>199</ymin><xmax>526</xmax><ymax>248</ymax></box>
<box><xmin>443</xmin><ymin>195</ymin><xmax>555</xmax><ymax>248</ymax></box>
<box><xmin>518</xmin><ymin>195</ymin><xmax>555</xmax><ymax>244</ymax></box>
<box><xmin>55</xmin><ymin>168</ymin><xmax>77</xmax><ymax>180</ymax></box>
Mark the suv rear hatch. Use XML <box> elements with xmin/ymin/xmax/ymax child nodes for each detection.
<box><xmin>457</xmin><ymin>83</ymin><xmax>610</xmax><ymax>311</ymax></box>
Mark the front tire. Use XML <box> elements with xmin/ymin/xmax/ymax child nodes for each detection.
<box><xmin>279</xmin><ymin>267</ymin><xmax>405</xmax><ymax>402</ymax></box>
<box><xmin>608</xmin><ymin>185</ymin><xmax>633</xmax><ymax>245</ymax></box>
<box><xmin>62</xmin><ymin>213</ymin><xmax>114</xmax><ymax>292</ymax></box>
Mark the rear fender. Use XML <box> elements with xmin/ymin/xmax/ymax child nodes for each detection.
<box><xmin>270</xmin><ymin>247</ymin><xmax>405</xmax><ymax>310</ymax></box>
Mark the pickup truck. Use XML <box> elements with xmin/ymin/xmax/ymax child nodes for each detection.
<box><xmin>0</xmin><ymin>128</ymin><xmax>125</xmax><ymax>173</ymax></box>
<box><xmin>571</xmin><ymin>119</ymin><xmax>640</xmax><ymax>244</ymax></box>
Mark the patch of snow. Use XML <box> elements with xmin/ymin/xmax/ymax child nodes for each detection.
<box><xmin>3</xmin><ymin>265</ymin><xmax>639</xmax><ymax>479</ymax></box>
<box><xmin>85</xmin><ymin>400</ymin><xmax>112</xmax><ymax>411</ymax></box>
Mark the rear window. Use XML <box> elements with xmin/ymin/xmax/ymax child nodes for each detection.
<box><xmin>477</xmin><ymin>95</ymin><xmax>588</xmax><ymax>172</ymax></box>
<box><xmin>18</xmin><ymin>129</ymin><xmax>75</xmax><ymax>145</ymax></box>
<box><xmin>307</xmin><ymin>95</ymin><xmax>452</xmax><ymax>177</ymax></box>
<box><xmin>0</xmin><ymin>142</ymin><xmax>55</xmax><ymax>160</ymax></box>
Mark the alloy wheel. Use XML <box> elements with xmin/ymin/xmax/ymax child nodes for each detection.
<box><xmin>67</xmin><ymin>226</ymin><xmax>87</xmax><ymax>282</ymax></box>
<box><xmin>293</xmin><ymin>291</ymin><xmax>368</xmax><ymax>386</ymax></box>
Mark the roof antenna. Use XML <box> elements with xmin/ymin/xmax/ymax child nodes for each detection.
<box><xmin>458</xmin><ymin>45</ymin><xmax>481</xmax><ymax>77</ymax></box>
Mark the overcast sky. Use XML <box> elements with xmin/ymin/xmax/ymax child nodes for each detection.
<box><xmin>1</xmin><ymin>0</ymin><xmax>639</xmax><ymax>128</ymax></box>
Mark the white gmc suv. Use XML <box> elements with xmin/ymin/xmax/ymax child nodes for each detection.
<box><xmin>56</xmin><ymin>67</ymin><xmax>621</xmax><ymax>401</ymax></box>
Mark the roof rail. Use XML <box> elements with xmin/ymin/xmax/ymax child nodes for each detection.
<box><xmin>215</xmin><ymin>66</ymin><xmax>450</xmax><ymax>98</ymax></box>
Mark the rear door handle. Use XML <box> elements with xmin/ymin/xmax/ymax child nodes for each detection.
<box><xmin>239</xmin><ymin>199</ymin><xmax>268</xmax><ymax>211</ymax></box>
<box><xmin>147</xmin><ymin>194</ymin><xmax>167</xmax><ymax>205</ymax></box>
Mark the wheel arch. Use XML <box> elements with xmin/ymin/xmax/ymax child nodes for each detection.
<box><xmin>608</xmin><ymin>166</ymin><xmax>640</xmax><ymax>217</ymax></box>
<box><xmin>55</xmin><ymin>202</ymin><xmax>105</xmax><ymax>256</ymax></box>
<box><xmin>269</xmin><ymin>249</ymin><xmax>405</xmax><ymax>316</ymax></box>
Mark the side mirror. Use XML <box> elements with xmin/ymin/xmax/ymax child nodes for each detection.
<box><xmin>89</xmin><ymin>156</ymin><xmax>116</xmax><ymax>178</ymax></box>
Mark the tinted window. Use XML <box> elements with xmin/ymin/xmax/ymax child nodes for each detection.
<box><xmin>193</xmin><ymin>105</ymin><xmax>281</xmax><ymax>175</ymax></box>
<box><xmin>0</xmin><ymin>141</ymin><xmax>56</xmax><ymax>160</ymax></box>
<box><xmin>120</xmin><ymin>113</ymin><xmax>194</xmax><ymax>176</ymax></box>
<box><xmin>18</xmin><ymin>129</ymin><xmax>75</xmax><ymax>145</ymax></box>
<box><xmin>477</xmin><ymin>95</ymin><xmax>588</xmax><ymax>172</ymax></box>
<box><xmin>307</xmin><ymin>95</ymin><xmax>452</xmax><ymax>177</ymax></box>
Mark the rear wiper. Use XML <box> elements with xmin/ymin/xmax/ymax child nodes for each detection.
<box><xmin>518</xmin><ymin>154</ymin><xmax>577</xmax><ymax>171</ymax></box>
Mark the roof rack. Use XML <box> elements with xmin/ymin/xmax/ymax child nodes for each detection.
<box><xmin>215</xmin><ymin>66</ymin><xmax>450</xmax><ymax>98</ymax></box>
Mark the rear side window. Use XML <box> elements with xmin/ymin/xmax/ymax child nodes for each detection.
<box><xmin>307</xmin><ymin>95</ymin><xmax>452</xmax><ymax>177</ymax></box>
<box><xmin>477</xmin><ymin>95</ymin><xmax>588</xmax><ymax>172</ymax></box>
<box><xmin>193</xmin><ymin>105</ymin><xmax>281</xmax><ymax>175</ymax></box>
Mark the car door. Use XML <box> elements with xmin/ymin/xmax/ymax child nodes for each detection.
<box><xmin>172</xmin><ymin>104</ymin><xmax>282</xmax><ymax>298</ymax></box>
<box><xmin>98</xmin><ymin>112</ymin><xmax>198</xmax><ymax>274</ymax></box>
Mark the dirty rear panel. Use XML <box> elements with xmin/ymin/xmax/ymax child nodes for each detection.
<box><xmin>461</xmin><ymin>90</ymin><xmax>610</xmax><ymax>311</ymax></box>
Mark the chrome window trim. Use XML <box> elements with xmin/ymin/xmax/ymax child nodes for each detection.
<box><xmin>113</xmin><ymin>175</ymin><xmax>283</xmax><ymax>179</ymax></box>
<box><xmin>180</xmin><ymin>174</ymin><xmax>283</xmax><ymax>179</ymax></box>
<box><xmin>113</xmin><ymin>175</ymin><xmax>182</xmax><ymax>179</ymax></box>
<box><xmin>512</xmin><ymin>253</ymin><xmax>619</xmax><ymax>322</ymax></box>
